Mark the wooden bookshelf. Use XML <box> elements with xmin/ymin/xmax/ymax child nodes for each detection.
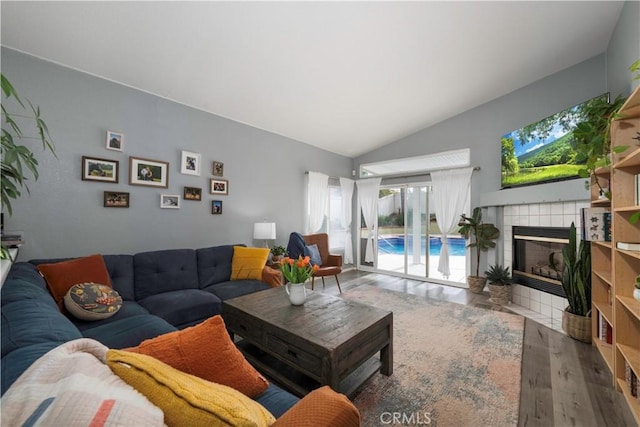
<box><xmin>598</xmin><ymin>85</ymin><xmax>640</xmax><ymax>425</ymax></box>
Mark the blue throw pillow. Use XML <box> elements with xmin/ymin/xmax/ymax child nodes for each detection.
<box><xmin>304</xmin><ymin>244</ymin><xmax>322</xmax><ymax>266</ymax></box>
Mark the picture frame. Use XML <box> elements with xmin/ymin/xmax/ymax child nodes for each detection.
<box><xmin>212</xmin><ymin>161</ymin><xmax>224</xmax><ymax>177</ymax></box>
<box><xmin>210</xmin><ymin>178</ymin><xmax>229</xmax><ymax>195</ymax></box>
<box><xmin>129</xmin><ymin>156</ymin><xmax>169</xmax><ymax>188</ymax></box>
<box><xmin>103</xmin><ymin>191</ymin><xmax>130</xmax><ymax>208</ymax></box>
<box><xmin>106</xmin><ymin>131</ymin><xmax>124</xmax><ymax>151</ymax></box>
<box><xmin>212</xmin><ymin>200</ymin><xmax>223</xmax><ymax>215</ymax></box>
<box><xmin>82</xmin><ymin>156</ymin><xmax>119</xmax><ymax>183</ymax></box>
<box><xmin>180</xmin><ymin>150</ymin><xmax>201</xmax><ymax>176</ymax></box>
<box><xmin>183</xmin><ymin>186</ymin><xmax>202</xmax><ymax>201</ymax></box>
<box><xmin>160</xmin><ymin>194</ymin><xmax>180</xmax><ymax>209</ymax></box>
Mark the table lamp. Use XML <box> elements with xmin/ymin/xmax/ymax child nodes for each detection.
<box><xmin>253</xmin><ymin>222</ymin><xmax>276</xmax><ymax>248</ymax></box>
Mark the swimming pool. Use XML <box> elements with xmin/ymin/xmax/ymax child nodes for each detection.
<box><xmin>378</xmin><ymin>236</ymin><xmax>466</xmax><ymax>256</ymax></box>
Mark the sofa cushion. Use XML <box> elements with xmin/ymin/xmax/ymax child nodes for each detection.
<box><xmin>1</xmin><ymin>264</ymin><xmax>56</xmax><ymax>309</ymax></box>
<box><xmin>231</xmin><ymin>246</ymin><xmax>270</xmax><ymax>280</ymax></box>
<box><xmin>103</xmin><ymin>254</ymin><xmax>135</xmax><ymax>301</ymax></box>
<box><xmin>138</xmin><ymin>289</ymin><xmax>221</xmax><ymax>328</ymax></box>
<box><xmin>36</xmin><ymin>254</ymin><xmax>113</xmax><ymax>311</ymax></box>
<box><xmin>204</xmin><ymin>280</ymin><xmax>270</xmax><ymax>301</ymax></box>
<box><xmin>71</xmin><ymin>301</ymin><xmax>150</xmax><ymax>332</ymax></box>
<box><xmin>64</xmin><ymin>283</ymin><xmax>123</xmax><ymax>321</ymax></box>
<box><xmin>2</xmin><ymin>342</ymin><xmax>70</xmax><ymax>396</ymax></box>
<box><xmin>254</xmin><ymin>384</ymin><xmax>300</xmax><ymax>419</ymax></box>
<box><xmin>107</xmin><ymin>349</ymin><xmax>275</xmax><ymax>426</ymax></box>
<box><xmin>1</xmin><ymin>299</ymin><xmax>82</xmax><ymax>358</ymax></box>
<box><xmin>124</xmin><ymin>315</ymin><xmax>269</xmax><ymax>398</ymax></box>
<box><xmin>80</xmin><ymin>315</ymin><xmax>177</xmax><ymax>349</ymax></box>
<box><xmin>196</xmin><ymin>245</ymin><xmax>235</xmax><ymax>288</ymax></box>
<box><xmin>134</xmin><ymin>249</ymin><xmax>198</xmax><ymax>300</ymax></box>
<box><xmin>1</xmin><ymin>339</ymin><xmax>165</xmax><ymax>427</ymax></box>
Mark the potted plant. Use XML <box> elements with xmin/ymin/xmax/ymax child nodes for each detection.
<box><xmin>270</xmin><ymin>245</ymin><xmax>287</xmax><ymax>263</ymax></box>
<box><xmin>633</xmin><ymin>275</ymin><xmax>640</xmax><ymax>302</ymax></box>
<box><xmin>458</xmin><ymin>207</ymin><xmax>500</xmax><ymax>293</ymax></box>
<box><xmin>485</xmin><ymin>264</ymin><xmax>512</xmax><ymax>306</ymax></box>
<box><xmin>555</xmin><ymin>222</ymin><xmax>592</xmax><ymax>343</ymax></box>
<box><xmin>1</xmin><ymin>74</ymin><xmax>56</xmax><ymax>259</ymax></box>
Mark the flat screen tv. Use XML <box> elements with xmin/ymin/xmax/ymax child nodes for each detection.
<box><xmin>500</xmin><ymin>93</ymin><xmax>609</xmax><ymax>189</ymax></box>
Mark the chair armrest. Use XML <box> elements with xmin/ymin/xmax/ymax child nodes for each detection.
<box><xmin>326</xmin><ymin>254</ymin><xmax>343</xmax><ymax>267</ymax></box>
<box><xmin>272</xmin><ymin>386</ymin><xmax>360</xmax><ymax>427</ymax></box>
<box><xmin>262</xmin><ymin>266</ymin><xmax>282</xmax><ymax>288</ymax></box>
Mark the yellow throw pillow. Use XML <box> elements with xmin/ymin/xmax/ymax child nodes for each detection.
<box><xmin>107</xmin><ymin>350</ymin><xmax>275</xmax><ymax>427</ymax></box>
<box><xmin>231</xmin><ymin>246</ymin><xmax>270</xmax><ymax>280</ymax></box>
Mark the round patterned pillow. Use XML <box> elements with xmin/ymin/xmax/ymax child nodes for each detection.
<box><xmin>64</xmin><ymin>283</ymin><xmax>122</xmax><ymax>321</ymax></box>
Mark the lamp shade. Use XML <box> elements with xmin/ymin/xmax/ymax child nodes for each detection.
<box><xmin>253</xmin><ymin>222</ymin><xmax>276</xmax><ymax>240</ymax></box>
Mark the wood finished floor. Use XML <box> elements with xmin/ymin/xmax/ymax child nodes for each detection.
<box><xmin>316</xmin><ymin>269</ymin><xmax>637</xmax><ymax>427</ymax></box>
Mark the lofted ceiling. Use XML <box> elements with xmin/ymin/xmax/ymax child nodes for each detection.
<box><xmin>0</xmin><ymin>1</ymin><xmax>624</xmax><ymax>158</ymax></box>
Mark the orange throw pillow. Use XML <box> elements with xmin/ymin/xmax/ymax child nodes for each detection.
<box><xmin>37</xmin><ymin>254</ymin><xmax>112</xmax><ymax>311</ymax></box>
<box><xmin>272</xmin><ymin>386</ymin><xmax>360</xmax><ymax>427</ymax></box>
<box><xmin>124</xmin><ymin>315</ymin><xmax>269</xmax><ymax>398</ymax></box>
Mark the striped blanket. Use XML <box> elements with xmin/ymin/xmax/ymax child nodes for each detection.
<box><xmin>1</xmin><ymin>338</ymin><xmax>165</xmax><ymax>426</ymax></box>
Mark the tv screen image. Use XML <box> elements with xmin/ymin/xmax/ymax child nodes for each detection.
<box><xmin>500</xmin><ymin>93</ymin><xmax>609</xmax><ymax>189</ymax></box>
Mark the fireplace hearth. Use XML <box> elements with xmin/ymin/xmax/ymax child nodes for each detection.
<box><xmin>512</xmin><ymin>226</ymin><xmax>570</xmax><ymax>298</ymax></box>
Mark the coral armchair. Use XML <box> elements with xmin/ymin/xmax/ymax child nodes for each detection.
<box><xmin>303</xmin><ymin>233</ymin><xmax>343</xmax><ymax>293</ymax></box>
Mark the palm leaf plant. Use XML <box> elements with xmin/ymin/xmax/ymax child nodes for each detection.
<box><xmin>458</xmin><ymin>207</ymin><xmax>500</xmax><ymax>278</ymax></box>
<box><xmin>1</xmin><ymin>73</ymin><xmax>56</xmax><ymax>258</ymax></box>
<box><xmin>557</xmin><ymin>222</ymin><xmax>591</xmax><ymax>317</ymax></box>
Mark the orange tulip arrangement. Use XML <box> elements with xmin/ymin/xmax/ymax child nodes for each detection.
<box><xmin>279</xmin><ymin>255</ymin><xmax>319</xmax><ymax>284</ymax></box>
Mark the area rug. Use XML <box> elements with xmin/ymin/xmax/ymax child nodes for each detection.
<box><xmin>341</xmin><ymin>286</ymin><xmax>524</xmax><ymax>427</ymax></box>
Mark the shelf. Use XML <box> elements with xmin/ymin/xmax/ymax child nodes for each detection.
<box><xmin>591</xmin><ymin>240</ymin><xmax>612</xmax><ymax>249</ymax></box>
<box><xmin>591</xmin><ymin>198</ymin><xmax>611</xmax><ymax>207</ymax></box>
<box><xmin>618</xmin><ymin>295</ymin><xmax>640</xmax><ymax>323</ymax></box>
<box><xmin>616</xmin><ymin>378</ymin><xmax>640</xmax><ymax>426</ymax></box>
<box><xmin>596</xmin><ymin>301</ymin><xmax>613</xmax><ymax>324</ymax></box>
<box><xmin>614</xmin><ymin>205</ymin><xmax>640</xmax><ymax>213</ymax></box>
<box><xmin>594</xmin><ymin>338</ymin><xmax>614</xmax><ymax>372</ymax></box>
<box><xmin>618</xmin><ymin>343</ymin><xmax>640</xmax><ymax>379</ymax></box>
<box><xmin>593</xmin><ymin>269</ymin><xmax>612</xmax><ymax>286</ymax></box>
<box><xmin>613</xmin><ymin>146</ymin><xmax>640</xmax><ymax>169</ymax></box>
<box><xmin>616</xmin><ymin>249</ymin><xmax>640</xmax><ymax>260</ymax></box>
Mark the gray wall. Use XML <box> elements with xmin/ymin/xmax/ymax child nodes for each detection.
<box><xmin>606</xmin><ymin>0</ymin><xmax>640</xmax><ymax>97</ymax></box>
<box><xmin>2</xmin><ymin>48</ymin><xmax>353</xmax><ymax>261</ymax></box>
<box><xmin>355</xmin><ymin>55</ymin><xmax>607</xmax><ymax>208</ymax></box>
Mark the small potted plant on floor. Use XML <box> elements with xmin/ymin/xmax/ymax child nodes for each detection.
<box><xmin>458</xmin><ymin>207</ymin><xmax>500</xmax><ymax>293</ymax></box>
<box><xmin>485</xmin><ymin>264</ymin><xmax>512</xmax><ymax>306</ymax></box>
<box><xmin>270</xmin><ymin>246</ymin><xmax>287</xmax><ymax>263</ymax></box>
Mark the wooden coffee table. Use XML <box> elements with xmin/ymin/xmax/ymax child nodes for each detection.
<box><xmin>223</xmin><ymin>286</ymin><xmax>393</xmax><ymax>398</ymax></box>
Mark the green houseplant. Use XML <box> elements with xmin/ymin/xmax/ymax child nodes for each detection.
<box><xmin>1</xmin><ymin>74</ymin><xmax>56</xmax><ymax>258</ymax></box>
<box><xmin>270</xmin><ymin>245</ymin><xmax>287</xmax><ymax>263</ymax></box>
<box><xmin>485</xmin><ymin>264</ymin><xmax>512</xmax><ymax>306</ymax></box>
<box><xmin>555</xmin><ymin>222</ymin><xmax>592</xmax><ymax>343</ymax></box>
<box><xmin>458</xmin><ymin>207</ymin><xmax>500</xmax><ymax>293</ymax></box>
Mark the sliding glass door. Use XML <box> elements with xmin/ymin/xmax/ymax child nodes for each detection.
<box><xmin>360</xmin><ymin>183</ymin><xmax>466</xmax><ymax>284</ymax></box>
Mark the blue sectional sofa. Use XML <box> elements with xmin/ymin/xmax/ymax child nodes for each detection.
<box><xmin>0</xmin><ymin>244</ymin><xmax>303</xmax><ymax>418</ymax></box>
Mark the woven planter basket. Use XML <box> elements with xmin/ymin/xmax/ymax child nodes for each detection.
<box><xmin>488</xmin><ymin>283</ymin><xmax>511</xmax><ymax>306</ymax></box>
<box><xmin>562</xmin><ymin>308</ymin><xmax>592</xmax><ymax>343</ymax></box>
<box><xmin>467</xmin><ymin>276</ymin><xmax>487</xmax><ymax>294</ymax></box>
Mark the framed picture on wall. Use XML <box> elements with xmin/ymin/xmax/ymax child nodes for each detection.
<box><xmin>82</xmin><ymin>156</ymin><xmax>119</xmax><ymax>183</ymax></box>
<box><xmin>106</xmin><ymin>131</ymin><xmax>124</xmax><ymax>151</ymax></box>
<box><xmin>129</xmin><ymin>156</ymin><xmax>169</xmax><ymax>188</ymax></box>
<box><xmin>180</xmin><ymin>150</ymin><xmax>201</xmax><ymax>176</ymax></box>
<box><xmin>212</xmin><ymin>161</ymin><xmax>224</xmax><ymax>177</ymax></box>
<box><xmin>103</xmin><ymin>191</ymin><xmax>130</xmax><ymax>208</ymax></box>
<box><xmin>160</xmin><ymin>194</ymin><xmax>180</xmax><ymax>209</ymax></box>
<box><xmin>210</xmin><ymin>178</ymin><xmax>228</xmax><ymax>195</ymax></box>
<box><xmin>183</xmin><ymin>186</ymin><xmax>202</xmax><ymax>201</ymax></box>
<box><xmin>212</xmin><ymin>200</ymin><xmax>223</xmax><ymax>215</ymax></box>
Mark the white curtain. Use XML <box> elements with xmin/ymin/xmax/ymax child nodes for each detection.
<box><xmin>431</xmin><ymin>167</ymin><xmax>473</xmax><ymax>278</ymax></box>
<box><xmin>306</xmin><ymin>171</ymin><xmax>329</xmax><ymax>233</ymax></box>
<box><xmin>356</xmin><ymin>177</ymin><xmax>381</xmax><ymax>263</ymax></box>
<box><xmin>339</xmin><ymin>177</ymin><xmax>355</xmax><ymax>264</ymax></box>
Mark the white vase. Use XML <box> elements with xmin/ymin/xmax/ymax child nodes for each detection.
<box><xmin>634</xmin><ymin>288</ymin><xmax>640</xmax><ymax>302</ymax></box>
<box><xmin>285</xmin><ymin>282</ymin><xmax>307</xmax><ymax>305</ymax></box>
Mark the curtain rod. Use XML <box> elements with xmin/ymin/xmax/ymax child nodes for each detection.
<box><xmin>306</xmin><ymin>166</ymin><xmax>480</xmax><ymax>180</ymax></box>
